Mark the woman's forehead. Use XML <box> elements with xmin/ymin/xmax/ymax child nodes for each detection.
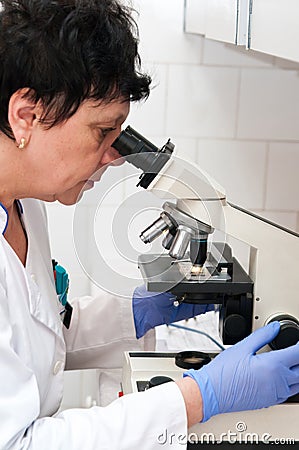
<box><xmin>84</xmin><ymin>98</ymin><xmax>130</xmax><ymax>123</ymax></box>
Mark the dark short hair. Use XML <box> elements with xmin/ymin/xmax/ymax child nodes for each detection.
<box><xmin>0</xmin><ymin>0</ymin><xmax>151</xmax><ymax>139</ymax></box>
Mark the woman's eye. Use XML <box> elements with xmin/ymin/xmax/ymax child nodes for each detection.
<box><xmin>100</xmin><ymin>127</ymin><xmax>116</xmax><ymax>138</ymax></box>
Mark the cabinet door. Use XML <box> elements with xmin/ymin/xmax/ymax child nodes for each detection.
<box><xmin>184</xmin><ymin>0</ymin><xmax>207</xmax><ymax>35</ymax></box>
<box><xmin>249</xmin><ymin>0</ymin><xmax>299</xmax><ymax>62</ymax></box>
<box><xmin>237</xmin><ymin>0</ymin><xmax>250</xmax><ymax>45</ymax></box>
<box><xmin>205</xmin><ymin>0</ymin><xmax>238</xmax><ymax>44</ymax></box>
<box><xmin>184</xmin><ymin>0</ymin><xmax>249</xmax><ymax>46</ymax></box>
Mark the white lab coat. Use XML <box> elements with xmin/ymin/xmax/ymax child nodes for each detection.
<box><xmin>0</xmin><ymin>199</ymin><xmax>187</xmax><ymax>450</ymax></box>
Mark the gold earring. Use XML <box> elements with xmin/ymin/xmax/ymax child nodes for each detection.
<box><xmin>18</xmin><ymin>138</ymin><xmax>27</xmax><ymax>149</ymax></box>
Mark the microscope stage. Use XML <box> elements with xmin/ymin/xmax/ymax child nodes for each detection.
<box><xmin>138</xmin><ymin>243</ymin><xmax>253</xmax><ymax>297</ymax></box>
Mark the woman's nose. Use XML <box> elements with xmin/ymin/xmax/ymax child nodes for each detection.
<box><xmin>102</xmin><ymin>146</ymin><xmax>125</xmax><ymax>166</ymax></box>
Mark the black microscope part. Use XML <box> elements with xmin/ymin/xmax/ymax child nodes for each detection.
<box><xmin>175</xmin><ymin>351</ymin><xmax>211</xmax><ymax>370</ymax></box>
<box><xmin>148</xmin><ymin>375</ymin><xmax>174</xmax><ymax>389</ymax></box>
<box><xmin>268</xmin><ymin>314</ymin><xmax>299</xmax><ymax>350</ymax></box>
<box><xmin>190</xmin><ymin>238</ymin><xmax>208</xmax><ymax>266</ymax></box>
<box><xmin>112</xmin><ymin>126</ymin><xmax>158</xmax><ymax>157</ymax></box>
<box><xmin>112</xmin><ymin>126</ymin><xmax>174</xmax><ymax>189</ymax></box>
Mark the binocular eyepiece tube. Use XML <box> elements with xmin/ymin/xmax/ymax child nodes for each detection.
<box><xmin>112</xmin><ymin>126</ymin><xmax>174</xmax><ymax>189</ymax></box>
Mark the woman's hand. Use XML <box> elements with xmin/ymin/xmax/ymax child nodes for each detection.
<box><xmin>132</xmin><ymin>284</ymin><xmax>214</xmax><ymax>339</ymax></box>
<box><xmin>184</xmin><ymin>322</ymin><xmax>299</xmax><ymax>422</ymax></box>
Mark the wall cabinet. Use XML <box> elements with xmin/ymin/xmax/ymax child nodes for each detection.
<box><xmin>204</xmin><ymin>0</ymin><xmax>238</xmax><ymax>45</ymax></box>
<box><xmin>184</xmin><ymin>0</ymin><xmax>249</xmax><ymax>45</ymax></box>
<box><xmin>184</xmin><ymin>0</ymin><xmax>299</xmax><ymax>63</ymax></box>
<box><xmin>184</xmin><ymin>0</ymin><xmax>206</xmax><ymax>36</ymax></box>
<box><xmin>249</xmin><ymin>0</ymin><xmax>299</xmax><ymax>62</ymax></box>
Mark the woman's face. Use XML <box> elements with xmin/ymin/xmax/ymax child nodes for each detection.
<box><xmin>28</xmin><ymin>98</ymin><xmax>130</xmax><ymax>205</ymax></box>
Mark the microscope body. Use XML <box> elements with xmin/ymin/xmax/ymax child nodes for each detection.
<box><xmin>113</xmin><ymin>127</ymin><xmax>299</xmax><ymax>443</ymax></box>
<box><xmin>140</xmin><ymin>155</ymin><xmax>299</xmax><ymax>349</ymax></box>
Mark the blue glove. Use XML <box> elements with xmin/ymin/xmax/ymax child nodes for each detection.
<box><xmin>184</xmin><ymin>321</ymin><xmax>299</xmax><ymax>422</ymax></box>
<box><xmin>132</xmin><ymin>284</ymin><xmax>214</xmax><ymax>339</ymax></box>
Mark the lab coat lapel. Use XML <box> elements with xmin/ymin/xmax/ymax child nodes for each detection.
<box><xmin>21</xmin><ymin>199</ymin><xmax>65</xmax><ymax>342</ymax></box>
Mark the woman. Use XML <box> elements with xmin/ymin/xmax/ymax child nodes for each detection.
<box><xmin>0</xmin><ymin>1</ymin><xmax>298</xmax><ymax>449</ymax></box>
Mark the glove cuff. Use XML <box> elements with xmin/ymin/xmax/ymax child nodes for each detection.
<box><xmin>184</xmin><ymin>368</ymin><xmax>219</xmax><ymax>422</ymax></box>
<box><xmin>132</xmin><ymin>296</ymin><xmax>151</xmax><ymax>338</ymax></box>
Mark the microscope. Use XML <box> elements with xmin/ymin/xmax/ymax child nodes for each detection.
<box><xmin>112</xmin><ymin>127</ymin><xmax>299</xmax><ymax>443</ymax></box>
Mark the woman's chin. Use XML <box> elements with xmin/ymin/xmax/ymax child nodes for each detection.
<box><xmin>55</xmin><ymin>188</ymin><xmax>84</xmax><ymax>205</ymax></box>
<box><xmin>44</xmin><ymin>180</ymin><xmax>95</xmax><ymax>205</ymax></box>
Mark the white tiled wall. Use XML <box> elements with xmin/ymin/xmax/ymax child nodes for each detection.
<box><xmin>46</xmin><ymin>0</ymin><xmax>299</xmax><ymax>407</ymax></box>
<box><xmin>195</xmin><ymin>140</ymin><xmax>268</xmax><ymax>210</ymax></box>
<box><xmin>166</xmin><ymin>65</ymin><xmax>240</xmax><ymax>138</ymax></box>
<box><xmin>265</xmin><ymin>143</ymin><xmax>299</xmax><ymax>211</ymax></box>
<box><xmin>237</xmin><ymin>69</ymin><xmax>299</xmax><ymax>141</ymax></box>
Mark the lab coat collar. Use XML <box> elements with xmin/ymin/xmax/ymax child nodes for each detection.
<box><xmin>0</xmin><ymin>199</ymin><xmax>23</xmax><ymax>235</ymax></box>
<box><xmin>0</xmin><ymin>202</ymin><xmax>8</xmax><ymax>235</ymax></box>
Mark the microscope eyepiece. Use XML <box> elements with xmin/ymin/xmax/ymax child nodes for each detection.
<box><xmin>112</xmin><ymin>126</ymin><xmax>174</xmax><ymax>189</ymax></box>
<box><xmin>112</xmin><ymin>126</ymin><xmax>159</xmax><ymax>159</ymax></box>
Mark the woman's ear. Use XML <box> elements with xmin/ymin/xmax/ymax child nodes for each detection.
<box><xmin>8</xmin><ymin>88</ymin><xmax>39</xmax><ymax>146</ymax></box>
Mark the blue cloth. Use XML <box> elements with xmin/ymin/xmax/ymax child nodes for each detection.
<box><xmin>132</xmin><ymin>284</ymin><xmax>214</xmax><ymax>339</ymax></box>
<box><xmin>184</xmin><ymin>322</ymin><xmax>299</xmax><ymax>422</ymax></box>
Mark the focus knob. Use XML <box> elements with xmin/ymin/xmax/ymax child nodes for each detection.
<box><xmin>268</xmin><ymin>315</ymin><xmax>299</xmax><ymax>350</ymax></box>
<box><xmin>224</xmin><ymin>314</ymin><xmax>248</xmax><ymax>341</ymax></box>
<box><xmin>148</xmin><ymin>376</ymin><xmax>173</xmax><ymax>389</ymax></box>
